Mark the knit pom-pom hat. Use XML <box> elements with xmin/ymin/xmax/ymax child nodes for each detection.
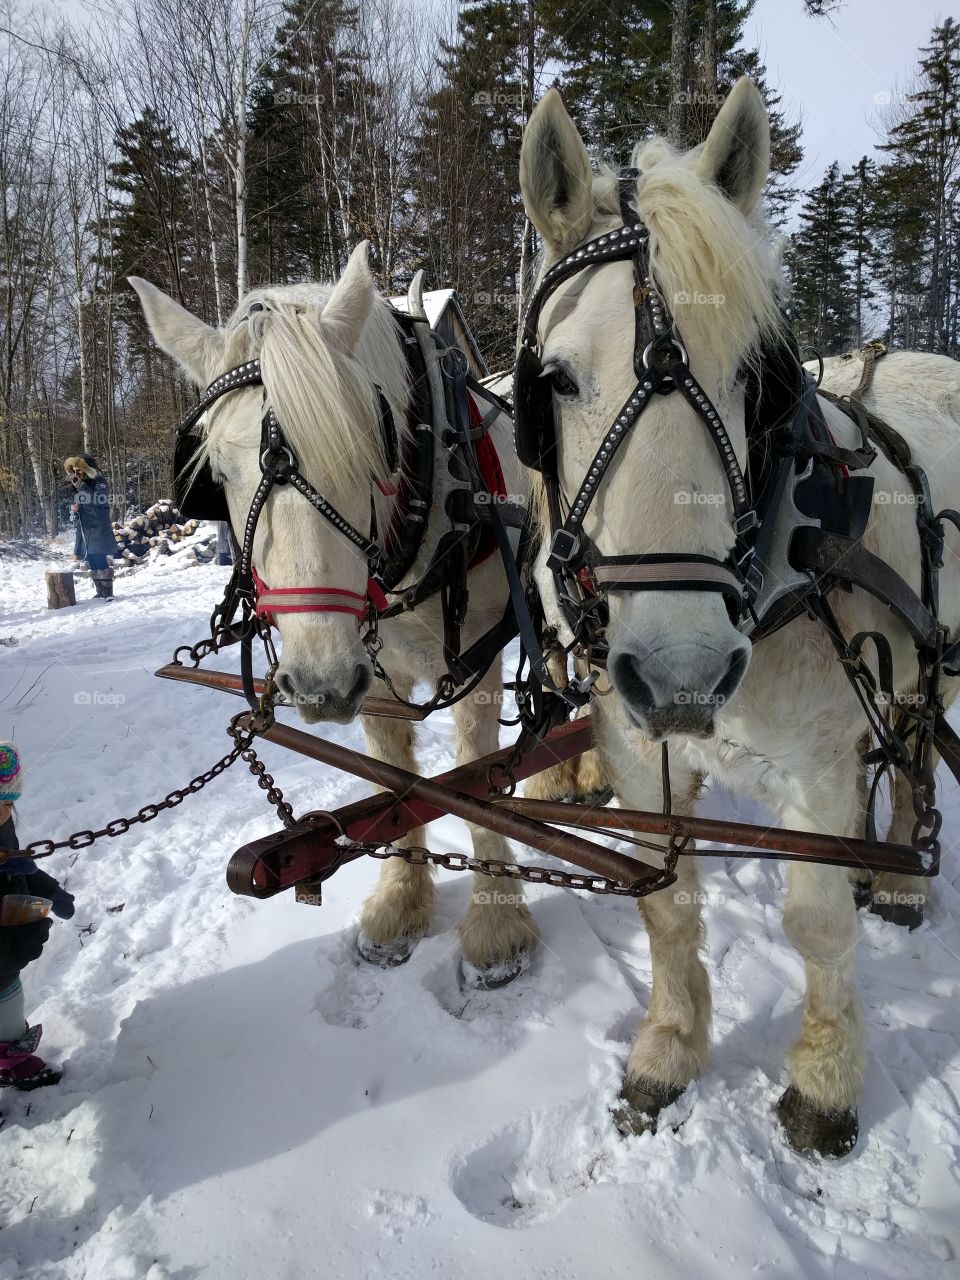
<box><xmin>0</xmin><ymin>742</ymin><xmax>23</xmax><ymax>803</ymax></box>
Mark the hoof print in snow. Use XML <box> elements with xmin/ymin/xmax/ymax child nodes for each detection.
<box><xmin>869</xmin><ymin>896</ymin><xmax>924</xmax><ymax>931</ymax></box>
<box><xmin>776</xmin><ymin>1084</ymin><xmax>859</xmax><ymax>1160</ymax></box>
<box><xmin>458</xmin><ymin>946</ymin><xmax>531</xmax><ymax>992</ymax></box>
<box><xmin>356</xmin><ymin>930</ymin><xmax>420</xmax><ymax>968</ymax></box>
<box><xmin>613</xmin><ymin>1075</ymin><xmax>685</xmax><ymax>1137</ymax></box>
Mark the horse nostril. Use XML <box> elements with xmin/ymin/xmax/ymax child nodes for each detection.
<box><xmin>711</xmin><ymin>646</ymin><xmax>750</xmax><ymax>708</ymax></box>
<box><xmin>275</xmin><ymin>671</ymin><xmax>297</xmax><ymax>701</ymax></box>
<box><xmin>610</xmin><ymin>651</ymin><xmax>657</xmax><ymax>718</ymax></box>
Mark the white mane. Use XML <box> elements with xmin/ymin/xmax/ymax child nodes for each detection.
<box><xmin>201</xmin><ymin>282</ymin><xmax>410</xmax><ymax>489</ymax></box>
<box><xmin>589</xmin><ymin>139</ymin><xmax>786</xmax><ymax>384</ymax></box>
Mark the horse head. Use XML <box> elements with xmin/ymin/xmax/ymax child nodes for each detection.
<box><xmin>519</xmin><ymin>78</ymin><xmax>787</xmax><ymax>739</ymax></box>
<box><xmin>131</xmin><ymin>243</ymin><xmax>409</xmax><ymax>724</ymax></box>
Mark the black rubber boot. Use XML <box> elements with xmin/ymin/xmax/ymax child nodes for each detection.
<box><xmin>91</xmin><ymin>569</ymin><xmax>114</xmax><ymax>600</ymax></box>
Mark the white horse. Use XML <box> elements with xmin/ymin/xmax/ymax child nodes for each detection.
<box><xmin>519</xmin><ymin>77</ymin><xmax>960</xmax><ymax>1156</ymax></box>
<box><xmin>131</xmin><ymin>249</ymin><xmax>539</xmax><ymax>987</ymax></box>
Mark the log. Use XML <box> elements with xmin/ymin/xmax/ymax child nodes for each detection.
<box><xmin>46</xmin><ymin>570</ymin><xmax>76</xmax><ymax>609</ymax></box>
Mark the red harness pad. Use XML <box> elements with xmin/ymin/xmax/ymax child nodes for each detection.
<box><xmin>469</xmin><ymin>391</ymin><xmax>507</xmax><ymax>568</ymax></box>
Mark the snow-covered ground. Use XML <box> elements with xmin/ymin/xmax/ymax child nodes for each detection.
<box><xmin>1</xmin><ymin>533</ymin><xmax>959</xmax><ymax>1279</ymax></box>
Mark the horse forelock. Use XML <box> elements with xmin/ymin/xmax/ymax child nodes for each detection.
<box><xmin>201</xmin><ymin>282</ymin><xmax>409</xmax><ymax>496</ymax></box>
<box><xmin>584</xmin><ymin>140</ymin><xmax>786</xmax><ymax>386</ymax></box>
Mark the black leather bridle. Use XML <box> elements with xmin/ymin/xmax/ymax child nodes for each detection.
<box><xmin>515</xmin><ymin>169</ymin><xmax>762</xmax><ymax>654</ymax></box>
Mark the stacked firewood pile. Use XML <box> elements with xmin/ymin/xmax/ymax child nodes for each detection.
<box><xmin>110</xmin><ymin>501</ymin><xmax>215</xmax><ymax>566</ymax></box>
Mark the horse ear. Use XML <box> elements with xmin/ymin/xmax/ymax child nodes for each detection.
<box><xmin>320</xmin><ymin>241</ymin><xmax>375</xmax><ymax>353</ymax></box>
<box><xmin>695</xmin><ymin>77</ymin><xmax>770</xmax><ymax>215</ymax></box>
<box><xmin>520</xmin><ymin>89</ymin><xmax>593</xmax><ymax>257</ymax></box>
<box><xmin>128</xmin><ymin>278</ymin><xmax>224</xmax><ymax>387</ymax></box>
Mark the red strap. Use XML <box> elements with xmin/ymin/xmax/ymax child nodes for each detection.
<box><xmin>252</xmin><ymin>565</ymin><xmax>368</xmax><ymax>623</ymax></box>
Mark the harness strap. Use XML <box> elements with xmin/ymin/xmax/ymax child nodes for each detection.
<box><xmin>791</xmin><ymin>528</ymin><xmax>940</xmax><ymax>649</ymax></box>
<box><xmin>593</xmin><ymin>556</ymin><xmax>748</xmax><ymax>607</ymax></box>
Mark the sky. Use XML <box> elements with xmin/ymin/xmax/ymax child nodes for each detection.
<box><xmin>743</xmin><ymin>0</ymin><xmax>951</xmax><ymax>187</ymax></box>
<box><xmin>43</xmin><ymin>0</ymin><xmax>954</xmax><ymax>200</ymax></box>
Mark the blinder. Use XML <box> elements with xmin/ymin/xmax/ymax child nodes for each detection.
<box><xmin>174</xmin><ymin>427</ymin><xmax>230</xmax><ymax>521</ymax></box>
<box><xmin>514</xmin><ymin>343</ymin><xmax>556</xmax><ymax>473</ymax></box>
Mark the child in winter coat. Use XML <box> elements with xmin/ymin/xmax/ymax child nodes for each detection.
<box><xmin>0</xmin><ymin>742</ymin><xmax>74</xmax><ymax>1090</ymax></box>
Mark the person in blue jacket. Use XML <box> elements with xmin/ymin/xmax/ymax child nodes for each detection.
<box><xmin>0</xmin><ymin>743</ymin><xmax>74</xmax><ymax>1090</ymax></box>
<box><xmin>65</xmin><ymin>454</ymin><xmax>119</xmax><ymax>600</ymax></box>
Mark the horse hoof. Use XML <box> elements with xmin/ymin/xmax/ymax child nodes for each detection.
<box><xmin>870</xmin><ymin>897</ymin><xmax>923</xmax><ymax>930</ymax></box>
<box><xmin>613</xmin><ymin>1075</ymin><xmax>685</xmax><ymax>1137</ymax></box>
<box><xmin>356</xmin><ymin>931</ymin><xmax>419</xmax><ymax>968</ymax></box>
<box><xmin>776</xmin><ymin>1084</ymin><xmax>858</xmax><ymax>1159</ymax></box>
<box><xmin>851</xmin><ymin>881</ymin><xmax>873</xmax><ymax>911</ymax></box>
<box><xmin>458</xmin><ymin>946</ymin><xmax>530</xmax><ymax>991</ymax></box>
<box><xmin>569</xmin><ymin>785</ymin><xmax>615</xmax><ymax>807</ymax></box>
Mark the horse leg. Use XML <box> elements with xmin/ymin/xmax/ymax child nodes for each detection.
<box><xmin>778</xmin><ymin>794</ymin><xmax>864</xmax><ymax>1159</ymax></box>
<box><xmin>453</xmin><ymin>656</ymin><xmax>538</xmax><ymax>988</ymax></box>
<box><xmin>522</xmin><ymin>652</ymin><xmax>586</xmax><ymax>802</ymax></box>
<box><xmin>598</xmin><ymin>737</ymin><xmax>710</xmax><ymax>1135</ymax></box>
<box><xmin>519</xmin><ymin>652</ymin><xmax>610</xmax><ymax>805</ymax></box>
<box><xmin>357</xmin><ymin>686</ymin><xmax>435</xmax><ymax>967</ymax></box>
<box><xmin>870</xmin><ymin>755</ymin><xmax>936</xmax><ymax>929</ymax></box>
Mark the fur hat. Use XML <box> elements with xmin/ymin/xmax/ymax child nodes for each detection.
<box><xmin>64</xmin><ymin>454</ymin><xmax>98</xmax><ymax>479</ymax></box>
<box><xmin>0</xmin><ymin>742</ymin><xmax>22</xmax><ymax>803</ymax></box>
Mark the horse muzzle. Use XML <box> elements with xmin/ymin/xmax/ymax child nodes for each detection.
<box><xmin>608</xmin><ymin>636</ymin><xmax>750</xmax><ymax>740</ymax></box>
<box><xmin>275</xmin><ymin>660</ymin><xmax>372</xmax><ymax>724</ymax></box>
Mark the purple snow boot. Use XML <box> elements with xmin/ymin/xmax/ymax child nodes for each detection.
<box><xmin>0</xmin><ymin>1024</ymin><xmax>62</xmax><ymax>1091</ymax></box>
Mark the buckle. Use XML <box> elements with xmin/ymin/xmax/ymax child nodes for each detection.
<box><xmin>570</xmin><ymin>670</ymin><xmax>599</xmax><ymax>697</ymax></box>
<box><xmin>733</xmin><ymin>510</ymin><xmax>759</xmax><ymax>537</ymax></box>
<box><xmin>546</xmin><ymin>528</ymin><xmax>581</xmax><ymax>571</ymax></box>
<box><xmin>744</xmin><ymin>561</ymin><xmax>763</xmax><ymax>598</ymax></box>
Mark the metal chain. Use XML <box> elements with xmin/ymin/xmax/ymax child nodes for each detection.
<box><xmin>355</xmin><ymin>840</ymin><xmax>682</xmax><ymax>898</ymax></box>
<box><xmin>227</xmin><ymin>709</ymin><xmax>296</xmax><ymax>829</ymax></box>
<box><xmin>16</xmin><ymin>688</ymin><xmax>296</xmax><ymax>863</ymax></box>
<box><xmin>20</xmin><ymin>732</ymin><xmax>255</xmax><ymax>861</ymax></box>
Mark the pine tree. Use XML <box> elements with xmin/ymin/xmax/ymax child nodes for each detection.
<box><xmin>409</xmin><ymin>0</ymin><xmax>525</xmax><ymax>366</ymax></box>
<box><xmin>787</xmin><ymin>161</ymin><xmax>856</xmax><ymax>354</ymax></box>
<box><xmin>247</xmin><ymin>0</ymin><xmax>379</xmax><ymax>285</ymax></box>
<box><xmin>538</xmin><ymin>1</ymin><xmax>802</xmax><ymax>220</ymax></box>
<box><xmin>100</xmin><ymin>108</ymin><xmax>198</xmax><ymax>358</ymax></box>
<box><xmin>869</xmin><ymin>158</ymin><xmax>931</xmax><ymax>349</ymax></box>
<box><xmin>881</xmin><ymin>19</ymin><xmax>960</xmax><ymax>353</ymax></box>
<box><xmin>842</xmin><ymin>156</ymin><xmax>879</xmax><ymax>346</ymax></box>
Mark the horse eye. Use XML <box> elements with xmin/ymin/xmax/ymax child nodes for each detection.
<box><xmin>549</xmin><ymin>366</ymin><xmax>579</xmax><ymax>397</ymax></box>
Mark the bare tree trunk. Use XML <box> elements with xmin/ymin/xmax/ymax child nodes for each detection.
<box><xmin>668</xmin><ymin>0</ymin><xmax>691</xmax><ymax>148</ymax></box>
<box><xmin>701</xmin><ymin>0</ymin><xmax>717</xmax><ymax>102</ymax></box>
